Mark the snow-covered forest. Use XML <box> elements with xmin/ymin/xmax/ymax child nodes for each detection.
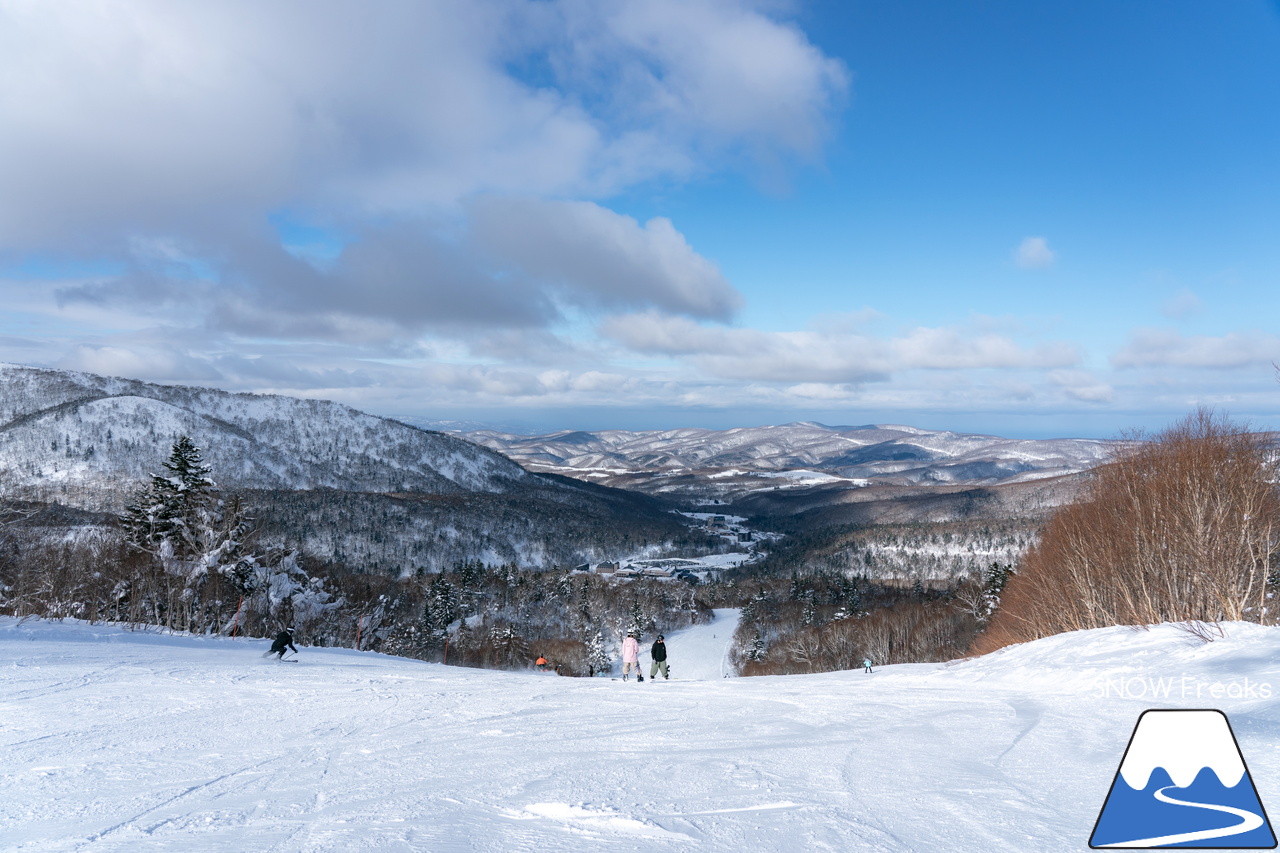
<box><xmin>752</xmin><ymin>519</ymin><xmax>1036</xmax><ymax>582</ymax></box>
<box><xmin>0</xmin><ymin>363</ymin><xmax>720</xmax><ymax>570</ymax></box>
<box><xmin>0</xmin><ymin>364</ymin><xmax>1037</xmax><ymax>677</ymax></box>
<box><xmin>3</xmin><ymin>367</ymin><xmax>1279</xmax><ymax>685</ymax></box>
<box><xmin>0</xmin><ymin>439</ymin><xmax>717</xmax><ymax>675</ymax></box>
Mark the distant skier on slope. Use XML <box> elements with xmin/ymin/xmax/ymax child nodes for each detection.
<box><xmin>649</xmin><ymin>634</ymin><xmax>669</xmax><ymax>680</ymax></box>
<box><xmin>621</xmin><ymin>632</ymin><xmax>640</xmax><ymax>681</ymax></box>
<box><xmin>267</xmin><ymin>627</ymin><xmax>298</xmax><ymax>660</ymax></box>
<box><xmin>863</xmin><ymin>657</ymin><xmax>873</xmax><ymax>673</ymax></box>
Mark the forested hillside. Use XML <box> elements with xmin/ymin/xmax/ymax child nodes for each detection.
<box><xmin>0</xmin><ymin>364</ymin><xmax>705</xmax><ymax>570</ymax></box>
<box><xmin>0</xmin><ymin>363</ymin><xmax>526</xmax><ymax>507</ymax></box>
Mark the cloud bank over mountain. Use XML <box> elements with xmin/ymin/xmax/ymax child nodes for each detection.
<box><xmin>0</xmin><ymin>1</ymin><xmax>1276</xmax><ymax>435</ymax></box>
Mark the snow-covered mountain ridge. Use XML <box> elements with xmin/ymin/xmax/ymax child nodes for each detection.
<box><xmin>457</xmin><ymin>421</ymin><xmax>1114</xmax><ymax>502</ymax></box>
<box><xmin>463</xmin><ymin>421</ymin><xmax>1111</xmax><ymax>481</ymax></box>
<box><xmin>0</xmin><ymin>364</ymin><xmax>707</xmax><ymax>570</ymax></box>
<box><xmin>0</xmin><ymin>363</ymin><xmax>527</xmax><ymax>509</ymax></box>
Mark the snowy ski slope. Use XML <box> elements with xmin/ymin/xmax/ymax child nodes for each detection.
<box><xmin>654</xmin><ymin>608</ymin><xmax>739</xmax><ymax>681</ymax></box>
<box><xmin>4</xmin><ymin>615</ymin><xmax>1280</xmax><ymax>852</ymax></box>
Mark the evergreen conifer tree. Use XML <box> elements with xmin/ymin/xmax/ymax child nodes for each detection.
<box><xmin>587</xmin><ymin>629</ymin><xmax>610</xmax><ymax>676</ymax></box>
<box><xmin>981</xmin><ymin>561</ymin><xmax>1014</xmax><ymax>620</ymax></box>
<box><xmin>123</xmin><ymin>436</ymin><xmax>222</xmax><ymax>575</ymax></box>
<box><xmin>627</xmin><ymin>600</ymin><xmax>646</xmax><ymax>637</ymax></box>
<box><xmin>120</xmin><ymin>436</ymin><xmax>261</xmax><ymax>631</ymax></box>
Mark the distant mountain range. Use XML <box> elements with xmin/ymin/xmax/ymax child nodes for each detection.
<box><xmin>0</xmin><ymin>363</ymin><xmax>1118</xmax><ymax>572</ymax></box>
<box><xmin>457</xmin><ymin>422</ymin><xmax>1115</xmax><ymax>504</ymax></box>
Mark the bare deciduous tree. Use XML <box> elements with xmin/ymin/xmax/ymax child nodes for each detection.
<box><xmin>974</xmin><ymin>408</ymin><xmax>1280</xmax><ymax>652</ymax></box>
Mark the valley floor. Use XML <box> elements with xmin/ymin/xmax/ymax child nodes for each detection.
<box><xmin>4</xmin><ymin>615</ymin><xmax>1280</xmax><ymax>852</ymax></box>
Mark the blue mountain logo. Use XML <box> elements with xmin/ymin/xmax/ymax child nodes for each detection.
<box><xmin>1091</xmin><ymin>709</ymin><xmax>1276</xmax><ymax>848</ymax></box>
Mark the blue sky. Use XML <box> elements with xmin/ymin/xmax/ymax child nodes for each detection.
<box><xmin>1</xmin><ymin>0</ymin><xmax>1278</xmax><ymax>438</ymax></box>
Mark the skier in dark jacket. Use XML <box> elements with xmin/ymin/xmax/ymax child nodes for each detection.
<box><xmin>268</xmin><ymin>627</ymin><xmax>298</xmax><ymax>660</ymax></box>
<box><xmin>649</xmin><ymin>635</ymin><xmax>669</xmax><ymax>680</ymax></box>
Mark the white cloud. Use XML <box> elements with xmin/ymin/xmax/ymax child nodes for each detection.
<box><xmin>891</xmin><ymin>326</ymin><xmax>1079</xmax><ymax>369</ymax></box>
<box><xmin>1112</xmin><ymin>328</ymin><xmax>1280</xmax><ymax>369</ymax></box>
<box><xmin>1048</xmin><ymin>370</ymin><xmax>1113</xmax><ymax>403</ymax></box>
<box><xmin>0</xmin><ymin>0</ymin><xmax>848</xmax><ymax>246</ymax></box>
<box><xmin>597</xmin><ymin>313</ymin><xmax>728</xmax><ymax>356</ymax></box>
<box><xmin>600</xmin><ymin>312</ymin><xmax>1081</xmax><ymax>383</ymax></box>
<box><xmin>57</xmin><ymin>345</ymin><xmax>223</xmax><ymax>382</ymax></box>
<box><xmin>1161</xmin><ymin>288</ymin><xmax>1204</xmax><ymax>319</ymax></box>
<box><xmin>582</xmin><ymin>0</ymin><xmax>850</xmax><ymax>159</ymax></box>
<box><xmin>1014</xmin><ymin>237</ymin><xmax>1056</xmax><ymax>270</ymax></box>
<box><xmin>783</xmin><ymin>382</ymin><xmax>857</xmax><ymax>401</ymax></box>
<box><xmin>52</xmin><ymin>201</ymin><xmax>742</xmax><ymax>347</ymax></box>
<box><xmin>1</xmin><ymin>0</ymin><xmax>843</xmax><ymax>401</ymax></box>
<box><xmin>18</xmin><ymin>3</ymin><xmax>1272</xmax><ymax>429</ymax></box>
<box><xmin>469</xmin><ymin>197</ymin><xmax>741</xmax><ymax>320</ymax></box>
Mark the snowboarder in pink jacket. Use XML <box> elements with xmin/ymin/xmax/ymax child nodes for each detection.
<box><xmin>621</xmin><ymin>632</ymin><xmax>640</xmax><ymax>681</ymax></box>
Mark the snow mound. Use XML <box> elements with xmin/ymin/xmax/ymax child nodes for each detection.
<box><xmin>942</xmin><ymin>621</ymin><xmax>1280</xmax><ymax>697</ymax></box>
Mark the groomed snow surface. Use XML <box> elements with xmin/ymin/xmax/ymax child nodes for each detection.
<box><xmin>5</xmin><ymin>613</ymin><xmax>1280</xmax><ymax>852</ymax></box>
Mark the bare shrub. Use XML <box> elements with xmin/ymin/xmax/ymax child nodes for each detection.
<box><xmin>735</xmin><ymin>600</ymin><xmax>978</xmax><ymax>675</ymax></box>
<box><xmin>974</xmin><ymin>409</ymin><xmax>1280</xmax><ymax>653</ymax></box>
<box><xmin>532</xmin><ymin>637</ymin><xmax>589</xmax><ymax>676</ymax></box>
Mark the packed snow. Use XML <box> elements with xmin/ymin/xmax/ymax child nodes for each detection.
<box><xmin>5</xmin><ymin>615</ymin><xmax>1280</xmax><ymax>852</ymax></box>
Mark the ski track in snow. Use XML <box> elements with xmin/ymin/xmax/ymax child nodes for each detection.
<box><xmin>4</xmin><ymin>616</ymin><xmax>1280</xmax><ymax>852</ymax></box>
<box><xmin>654</xmin><ymin>608</ymin><xmax>739</xmax><ymax>682</ymax></box>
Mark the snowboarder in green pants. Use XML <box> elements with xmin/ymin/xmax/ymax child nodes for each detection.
<box><xmin>650</xmin><ymin>635</ymin><xmax>669</xmax><ymax>680</ymax></box>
